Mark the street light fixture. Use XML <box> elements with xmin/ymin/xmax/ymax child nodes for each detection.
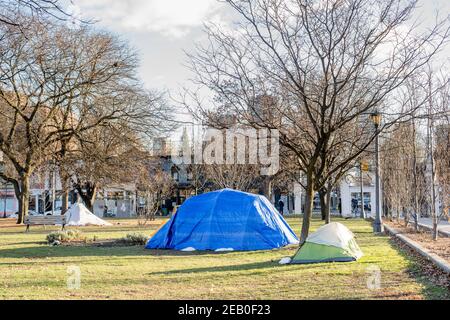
<box><xmin>371</xmin><ymin>110</ymin><xmax>383</xmax><ymax>233</ymax></box>
<box><xmin>370</xmin><ymin>112</ymin><xmax>382</xmax><ymax>127</ymax></box>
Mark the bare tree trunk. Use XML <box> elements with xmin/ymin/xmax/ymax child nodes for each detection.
<box><xmin>87</xmin><ymin>186</ymin><xmax>97</xmax><ymax>213</ymax></box>
<box><xmin>325</xmin><ymin>188</ymin><xmax>332</xmax><ymax>224</ymax></box>
<box><xmin>432</xmin><ymin>220</ymin><xmax>439</xmax><ymax>240</ymax></box>
<box><xmin>319</xmin><ymin>189</ymin><xmax>326</xmax><ymax>221</ymax></box>
<box><xmin>404</xmin><ymin>208</ymin><xmax>410</xmax><ymax>228</ymax></box>
<box><xmin>262</xmin><ymin>177</ymin><xmax>272</xmax><ymax>200</ymax></box>
<box><xmin>61</xmin><ymin>175</ymin><xmax>70</xmax><ymax>215</ymax></box>
<box><xmin>16</xmin><ymin>175</ymin><xmax>30</xmax><ymax>225</ymax></box>
<box><xmin>300</xmin><ymin>172</ymin><xmax>315</xmax><ymax>245</ymax></box>
<box><xmin>385</xmin><ymin>206</ymin><xmax>390</xmax><ymax>221</ymax></box>
<box><xmin>319</xmin><ymin>187</ymin><xmax>332</xmax><ymax>223</ymax></box>
<box><xmin>12</xmin><ymin>180</ymin><xmax>21</xmax><ymax>219</ymax></box>
<box><xmin>62</xmin><ymin>189</ymin><xmax>69</xmax><ymax>214</ymax></box>
<box><xmin>76</xmin><ymin>183</ymin><xmax>97</xmax><ymax>213</ymax></box>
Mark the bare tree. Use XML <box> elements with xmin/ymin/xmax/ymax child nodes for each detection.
<box><xmin>425</xmin><ymin>69</ymin><xmax>449</xmax><ymax>240</ymax></box>
<box><xmin>203</xmin><ymin>163</ymin><xmax>260</xmax><ymax>192</ymax></box>
<box><xmin>381</xmin><ymin>66</ymin><xmax>449</xmax><ymax>239</ymax></box>
<box><xmin>381</xmin><ymin>122</ymin><xmax>416</xmax><ymax>224</ymax></box>
<box><xmin>56</xmin><ymin>89</ymin><xmax>172</xmax><ymax>214</ymax></box>
<box><xmin>0</xmin><ymin>0</ymin><xmax>72</xmax><ymax>28</ymax></box>
<box><xmin>435</xmin><ymin>123</ymin><xmax>449</xmax><ymax>219</ymax></box>
<box><xmin>136</xmin><ymin>167</ymin><xmax>174</xmax><ymax>225</ymax></box>
<box><xmin>187</xmin><ymin>163</ymin><xmax>209</xmax><ymax>196</ymax></box>
<box><xmin>186</xmin><ymin>0</ymin><xmax>449</xmax><ymax>243</ymax></box>
<box><xmin>314</xmin><ymin>119</ymin><xmax>371</xmax><ymax>224</ymax></box>
<box><xmin>0</xmin><ymin>19</ymin><xmax>144</xmax><ymax>224</ymax></box>
<box><xmin>67</xmin><ymin>124</ymin><xmax>143</xmax><ymax>212</ymax></box>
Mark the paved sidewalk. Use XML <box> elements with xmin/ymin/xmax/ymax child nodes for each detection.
<box><xmin>416</xmin><ymin>217</ymin><xmax>450</xmax><ymax>236</ymax></box>
<box><xmin>367</xmin><ymin>211</ymin><xmax>450</xmax><ymax>236</ymax></box>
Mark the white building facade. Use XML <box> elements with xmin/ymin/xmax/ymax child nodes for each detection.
<box><xmin>291</xmin><ymin>170</ymin><xmax>377</xmax><ymax>217</ymax></box>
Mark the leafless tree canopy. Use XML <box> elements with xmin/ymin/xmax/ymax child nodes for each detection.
<box><xmin>186</xmin><ymin>0</ymin><xmax>449</xmax><ymax>242</ymax></box>
<box><xmin>0</xmin><ymin>0</ymin><xmax>69</xmax><ymax>27</ymax></box>
<box><xmin>136</xmin><ymin>166</ymin><xmax>174</xmax><ymax>224</ymax></box>
<box><xmin>381</xmin><ymin>122</ymin><xmax>417</xmax><ymax>222</ymax></box>
<box><xmin>0</xmin><ymin>16</ymin><xmax>173</xmax><ymax>223</ymax></box>
<box><xmin>381</xmin><ymin>66</ymin><xmax>449</xmax><ymax>239</ymax></box>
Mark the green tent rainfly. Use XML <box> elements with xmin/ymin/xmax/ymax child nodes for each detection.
<box><xmin>291</xmin><ymin>222</ymin><xmax>363</xmax><ymax>264</ymax></box>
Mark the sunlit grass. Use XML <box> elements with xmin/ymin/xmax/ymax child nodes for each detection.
<box><xmin>0</xmin><ymin>217</ymin><xmax>447</xmax><ymax>300</ymax></box>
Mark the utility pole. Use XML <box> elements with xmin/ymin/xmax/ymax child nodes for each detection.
<box><xmin>360</xmin><ymin>161</ymin><xmax>366</xmax><ymax>219</ymax></box>
<box><xmin>3</xmin><ymin>181</ymin><xmax>6</xmax><ymax>218</ymax></box>
<box><xmin>371</xmin><ymin>111</ymin><xmax>383</xmax><ymax>233</ymax></box>
<box><xmin>411</xmin><ymin>116</ymin><xmax>420</xmax><ymax>231</ymax></box>
<box><xmin>427</xmin><ymin>92</ymin><xmax>438</xmax><ymax>240</ymax></box>
<box><xmin>51</xmin><ymin>166</ymin><xmax>56</xmax><ymax>216</ymax></box>
<box><xmin>0</xmin><ymin>159</ymin><xmax>6</xmax><ymax>218</ymax></box>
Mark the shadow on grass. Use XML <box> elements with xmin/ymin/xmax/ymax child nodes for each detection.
<box><xmin>147</xmin><ymin>257</ymin><xmax>354</xmax><ymax>276</ymax></box>
<box><xmin>0</xmin><ymin>245</ymin><xmax>149</xmax><ymax>259</ymax></box>
<box><xmin>0</xmin><ymin>244</ymin><xmax>291</xmax><ymax>259</ymax></box>
<box><xmin>3</xmin><ymin>241</ymin><xmax>48</xmax><ymax>246</ymax></box>
<box><xmin>148</xmin><ymin>260</ymin><xmax>278</xmax><ymax>275</ymax></box>
<box><xmin>145</xmin><ymin>245</ymin><xmax>297</xmax><ymax>257</ymax></box>
<box><xmin>145</xmin><ymin>249</ymin><xmax>241</xmax><ymax>257</ymax></box>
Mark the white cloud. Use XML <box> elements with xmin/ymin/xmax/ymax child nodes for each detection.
<box><xmin>74</xmin><ymin>0</ymin><xmax>223</xmax><ymax>37</ymax></box>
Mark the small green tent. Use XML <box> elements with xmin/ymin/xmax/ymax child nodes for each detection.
<box><xmin>291</xmin><ymin>222</ymin><xmax>363</xmax><ymax>264</ymax></box>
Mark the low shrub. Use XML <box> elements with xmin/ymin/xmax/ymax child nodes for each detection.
<box><xmin>46</xmin><ymin>230</ymin><xmax>86</xmax><ymax>245</ymax></box>
<box><xmin>120</xmin><ymin>233</ymin><xmax>148</xmax><ymax>246</ymax></box>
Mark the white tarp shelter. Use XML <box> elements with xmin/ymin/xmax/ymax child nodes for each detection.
<box><xmin>66</xmin><ymin>203</ymin><xmax>112</xmax><ymax>226</ymax></box>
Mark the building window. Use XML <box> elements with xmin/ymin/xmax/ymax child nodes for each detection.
<box><xmin>171</xmin><ymin>166</ymin><xmax>179</xmax><ymax>182</ymax></box>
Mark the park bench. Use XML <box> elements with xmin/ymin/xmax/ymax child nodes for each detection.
<box><xmin>24</xmin><ymin>215</ymin><xmax>67</xmax><ymax>232</ymax></box>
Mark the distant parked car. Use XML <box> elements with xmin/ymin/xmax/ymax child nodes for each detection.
<box><xmin>44</xmin><ymin>207</ymin><xmax>63</xmax><ymax>216</ymax></box>
<box><xmin>44</xmin><ymin>210</ymin><xmax>62</xmax><ymax>216</ymax></box>
<box><xmin>103</xmin><ymin>210</ymin><xmax>116</xmax><ymax>218</ymax></box>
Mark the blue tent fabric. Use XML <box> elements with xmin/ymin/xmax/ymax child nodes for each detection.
<box><xmin>146</xmin><ymin>189</ymin><xmax>299</xmax><ymax>251</ymax></box>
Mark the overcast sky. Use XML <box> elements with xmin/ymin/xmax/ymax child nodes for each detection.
<box><xmin>65</xmin><ymin>0</ymin><xmax>449</xmax><ymax>140</ymax></box>
<box><xmin>67</xmin><ymin>0</ymin><xmax>449</xmax><ymax>95</ymax></box>
<box><xmin>66</xmin><ymin>0</ymin><xmax>230</xmax><ymax>93</ymax></box>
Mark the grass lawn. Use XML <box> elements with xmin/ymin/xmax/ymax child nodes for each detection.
<box><xmin>0</xmin><ymin>217</ymin><xmax>448</xmax><ymax>300</ymax></box>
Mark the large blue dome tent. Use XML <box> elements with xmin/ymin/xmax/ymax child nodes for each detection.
<box><xmin>146</xmin><ymin>189</ymin><xmax>299</xmax><ymax>251</ymax></box>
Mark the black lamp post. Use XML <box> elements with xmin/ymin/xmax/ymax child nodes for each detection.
<box><xmin>0</xmin><ymin>163</ymin><xmax>6</xmax><ymax>218</ymax></box>
<box><xmin>2</xmin><ymin>182</ymin><xmax>6</xmax><ymax>218</ymax></box>
<box><xmin>371</xmin><ymin>111</ymin><xmax>383</xmax><ymax>233</ymax></box>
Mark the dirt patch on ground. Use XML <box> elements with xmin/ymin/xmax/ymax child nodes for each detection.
<box><xmin>385</xmin><ymin>220</ymin><xmax>450</xmax><ymax>292</ymax></box>
<box><xmin>55</xmin><ymin>239</ymin><xmax>142</xmax><ymax>248</ymax></box>
<box><xmin>386</xmin><ymin>221</ymin><xmax>450</xmax><ymax>264</ymax></box>
<box><xmin>390</xmin><ymin>237</ymin><xmax>450</xmax><ymax>291</ymax></box>
<box><xmin>406</xmin><ymin>233</ymin><xmax>450</xmax><ymax>262</ymax></box>
<box><xmin>0</xmin><ymin>218</ymin><xmax>23</xmax><ymax>229</ymax></box>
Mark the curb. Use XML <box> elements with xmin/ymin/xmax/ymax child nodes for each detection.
<box><xmin>384</xmin><ymin>224</ymin><xmax>450</xmax><ymax>274</ymax></box>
